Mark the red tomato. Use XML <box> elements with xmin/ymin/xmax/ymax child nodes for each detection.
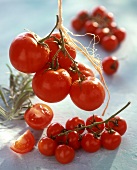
<box><xmin>85</xmin><ymin>21</ymin><xmax>99</xmax><ymax>35</ymax></box>
<box><xmin>77</xmin><ymin>10</ymin><xmax>89</xmax><ymax>22</ymax></box>
<box><xmin>46</xmin><ymin>122</ymin><xmax>65</xmax><ymax>144</ymax></box>
<box><xmin>104</xmin><ymin>12</ymin><xmax>114</xmax><ymax>24</ymax></box>
<box><xmin>10</xmin><ymin>130</ymin><xmax>35</xmax><ymax>154</ymax></box>
<box><xmin>38</xmin><ymin>137</ymin><xmax>57</xmax><ymax>156</ymax></box>
<box><xmin>81</xmin><ymin>133</ymin><xmax>101</xmax><ymax>153</ymax></box>
<box><xmin>71</xmin><ymin>17</ymin><xmax>85</xmax><ymax>31</ymax></box>
<box><xmin>65</xmin><ymin>116</ymin><xmax>85</xmax><ymax>134</ymax></box>
<box><xmin>32</xmin><ymin>68</ymin><xmax>72</xmax><ymax>103</ymax></box>
<box><xmin>9</xmin><ymin>32</ymin><xmax>49</xmax><ymax>73</ymax></box>
<box><xmin>24</xmin><ymin>103</ymin><xmax>53</xmax><ymax>130</ymax></box>
<box><xmin>91</xmin><ymin>6</ymin><xmax>107</xmax><ymax>17</ymax></box>
<box><xmin>101</xmin><ymin>35</ymin><xmax>119</xmax><ymax>51</ymax></box>
<box><xmin>114</xmin><ymin>27</ymin><xmax>126</xmax><ymax>43</ymax></box>
<box><xmin>105</xmin><ymin>116</ymin><xmax>127</xmax><ymax>136</ymax></box>
<box><xmin>55</xmin><ymin>144</ymin><xmax>75</xmax><ymax>164</ymax></box>
<box><xmin>68</xmin><ymin>62</ymin><xmax>95</xmax><ymax>83</ymax></box>
<box><xmin>70</xmin><ymin>77</ymin><xmax>105</xmax><ymax>111</ymax></box>
<box><xmin>58</xmin><ymin>44</ymin><xmax>76</xmax><ymax>70</ymax></box>
<box><xmin>95</xmin><ymin>27</ymin><xmax>110</xmax><ymax>43</ymax></box>
<box><xmin>86</xmin><ymin>115</ymin><xmax>105</xmax><ymax>133</ymax></box>
<box><xmin>67</xmin><ymin>131</ymin><xmax>81</xmax><ymax>150</ymax></box>
<box><xmin>101</xmin><ymin>130</ymin><xmax>121</xmax><ymax>150</ymax></box>
<box><xmin>102</xmin><ymin>56</ymin><xmax>119</xmax><ymax>75</ymax></box>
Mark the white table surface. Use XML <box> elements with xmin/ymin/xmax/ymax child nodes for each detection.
<box><xmin>0</xmin><ymin>0</ymin><xmax>137</xmax><ymax>170</ymax></box>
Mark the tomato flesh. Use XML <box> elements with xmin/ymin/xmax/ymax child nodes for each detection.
<box><xmin>10</xmin><ymin>130</ymin><xmax>35</xmax><ymax>154</ymax></box>
<box><xmin>24</xmin><ymin>103</ymin><xmax>54</xmax><ymax>130</ymax></box>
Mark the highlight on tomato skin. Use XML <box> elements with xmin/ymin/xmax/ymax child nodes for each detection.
<box><xmin>69</xmin><ymin>77</ymin><xmax>105</xmax><ymax>111</ymax></box>
<box><xmin>10</xmin><ymin>130</ymin><xmax>35</xmax><ymax>154</ymax></box>
<box><xmin>9</xmin><ymin>32</ymin><xmax>49</xmax><ymax>73</ymax></box>
<box><xmin>24</xmin><ymin>103</ymin><xmax>54</xmax><ymax>130</ymax></box>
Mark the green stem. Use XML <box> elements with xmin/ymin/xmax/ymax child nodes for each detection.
<box><xmin>38</xmin><ymin>15</ymin><xmax>59</xmax><ymax>44</ymax></box>
<box><xmin>56</xmin><ymin>101</ymin><xmax>131</xmax><ymax>137</ymax></box>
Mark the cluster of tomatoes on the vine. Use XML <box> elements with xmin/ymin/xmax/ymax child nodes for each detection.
<box><xmin>71</xmin><ymin>6</ymin><xmax>126</xmax><ymax>52</ymax></box>
<box><xmin>10</xmin><ymin>102</ymin><xmax>127</xmax><ymax>164</ymax></box>
<box><xmin>9</xmin><ymin>30</ymin><xmax>105</xmax><ymax>111</ymax></box>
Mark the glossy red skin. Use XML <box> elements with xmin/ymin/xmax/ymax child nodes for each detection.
<box><xmin>67</xmin><ymin>131</ymin><xmax>81</xmax><ymax>150</ymax></box>
<box><xmin>105</xmin><ymin>116</ymin><xmax>127</xmax><ymax>136</ymax></box>
<box><xmin>24</xmin><ymin>103</ymin><xmax>53</xmax><ymax>130</ymax></box>
<box><xmin>104</xmin><ymin>12</ymin><xmax>114</xmax><ymax>24</ymax></box>
<box><xmin>58</xmin><ymin>44</ymin><xmax>76</xmax><ymax>70</ymax></box>
<box><xmin>32</xmin><ymin>68</ymin><xmax>72</xmax><ymax>103</ymax></box>
<box><xmin>70</xmin><ymin>77</ymin><xmax>105</xmax><ymax>111</ymax></box>
<box><xmin>55</xmin><ymin>145</ymin><xmax>75</xmax><ymax>164</ymax></box>
<box><xmin>102</xmin><ymin>56</ymin><xmax>119</xmax><ymax>75</ymax></box>
<box><xmin>47</xmin><ymin>122</ymin><xmax>65</xmax><ymax>144</ymax></box>
<box><xmin>81</xmin><ymin>133</ymin><xmax>101</xmax><ymax>153</ymax></box>
<box><xmin>86</xmin><ymin>115</ymin><xmax>105</xmax><ymax>133</ymax></box>
<box><xmin>38</xmin><ymin>137</ymin><xmax>57</xmax><ymax>156</ymax></box>
<box><xmin>65</xmin><ymin>116</ymin><xmax>85</xmax><ymax>134</ymax></box>
<box><xmin>101</xmin><ymin>35</ymin><xmax>119</xmax><ymax>51</ymax></box>
<box><xmin>9</xmin><ymin>32</ymin><xmax>49</xmax><ymax>73</ymax></box>
<box><xmin>77</xmin><ymin>10</ymin><xmax>89</xmax><ymax>21</ymax></box>
<box><xmin>101</xmin><ymin>130</ymin><xmax>121</xmax><ymax>150</ymax></box>
<box><xmin>85</xmin><ymin>20</ymin><xmax>99</xmax><ymax>34</ymax></box>
<box><xmin>68</xmin><ymin>62</ymin><xmax>95</xmax><ymax>83</ymax></box>
<box><xmin>91</xmin><ymin>6</ymin><xmax>106</xmax><ymax>17</ymax></box>
<box><xmin>10</xmin><ymin>130</ymin><xmax>35</xmax><ymax>154</ymax></box>
<box><xmin>95</xmin><ymin>27</ymin><xmax>110</xmax><ymax>43</ymax></box>
<box><xmin>71</xmin><ymin>17</ymin><xmax>84</xmax><ymax>31</ymax></box>
<box><xmin>114</xmin><ymin>28</ymin><xmax>126</xmax><ymax>43</ymax></box>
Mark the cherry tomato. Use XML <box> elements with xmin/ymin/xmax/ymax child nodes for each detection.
<box><xmin>81</xmin><ymin>133</ymin><xmax>101</xmax><ymax>153</ymax></box>
<box><xmin>9</xmin><ymin>32</ymin><xmax>49</xmax><ymax>73</ymax></box>
<box><xmin>10</xmin><ymin>130</ymin><xmax>35</xmax><ymax>154</ymax></box>
<box><xmin>55</xmin><ymin>144</ymin><xmax>75</xmax><ymax>164</ymax></box>
<box><xmin>95</xmin><ymin>27</ymin><xmax>110</xmax><ymax>43</ymax></box>
<box><xmin>104</xmin><ymin>12</ymin><xmax>114</xmax><ymax>24</ymax></box>
<box><xmin>71</xmin><ymin>17</ymin><xmax>84</xmax><ymax>31</ymax></box>
<box><xmin>85</xmin><ymin>21</ymin><xmax>99</xmax><ymax>34</ymax></box>
<box><xmin>32</xmin><ymin>68</ymin><xmax>72</xmax><ymax>103</ymax></box>
<box><xmin>68</xmin><ymin>62</ymin><xmax>95</xmax><ymax>83</ymax></box>
<box><xmin>101</xmin><ymin>35</ymin><xmax>119</xmax><ymax>51</ymax></box>
<box><xmin>46</xmin><ymin>122</ymin><xmax>65</xmax><ymax>144</ymax></box>
<box><xmin>102</xmin><ymin>56</ymin><xmax>119</xmax><ymax>75</ymax></box>
<box><xmin>105</xmin><ymin>116</ymin><xmax>127</xmax><ymax>136</ymax></box>
<box><xmin>24</xmin><ymin>103</ymin><xmax>53</xmax><ymax>130</ymax></box>
<box><xmin>114</xmin><ymin>27</ymin><xmax>126</xmax><ymax>43</ymax></box>
<box><xmin>65</xmin><ymin>116</ymin><xmax>85</xmax><ymax>134</ymax></box>
<box><xmin>101</xmin><ymin>130</ymin><xmax>121</xmax><ymax>150</ymax></box>
<box><xmin>38</xmin><ymin>137</ymin><xmax>57</xmax><ymax>156</ymax></box>
<box><xmin>91</xmin><ymin>6</ymin><xmax>106</xmax><ymax>17</ymax></box>
<box><xmin>67</xmin><ymin>131</ymin><xmax>81</xmax><ymax>150</ymax></box>
<box><xmin>77</xmin><ymin>10</ymin><xmax>89</xmax><ymax>22</ymax></box>
<box><xmin>70</xmin><ymin>77</ymin><xmax>105</xmax><ymax>111</ymax></box>
<box><xmin>45</xmin><ymin>34</ymin><xmax>76</xmax><ymax>70</ymax></box>
<box><xmin>86</xmin><ymin>115</ymin><xmax>105</xmax><ymax>133</ymax></box>
<box><xmin>58</xmin><ymin>44</ymin><xmax>76</xmax><ymax>70</ymax></box>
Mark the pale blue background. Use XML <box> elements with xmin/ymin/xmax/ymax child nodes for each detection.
<box><xmin>0</xmin><ymin>0</ymin><xmax>137</xmax><ymax>170</ymax></box>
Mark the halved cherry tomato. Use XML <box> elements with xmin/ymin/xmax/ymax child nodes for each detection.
<box><xmin>10</xmin><ymin>130</ymin><xmax>35</xmax><ymax>154</ymax></box>
<box><xmin>9</xmin><ymin>32</ymin><xmax>49</xmax><ymax>73</ymax></box>
<box><xmin>24</xmin><ymin>103</ymin><xmax>54</xmax><ymax>130</ymax></box>
<box><xmin>32</xmin><ymin>68</ymin><xmax>72</xmax><ymax>103</ymax></box>
<box><xmin>70</xmin><ymin>77</ymin><xmax>105</xmax><ymax>111</ymax></box>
